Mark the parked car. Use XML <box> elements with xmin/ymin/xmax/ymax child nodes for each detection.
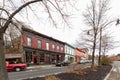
<box><xmin>6</xmin><ymin>61</ymin><xmax>27</xmax><ymax>72</ymax></box>
<box><xmin>87</xmin><ymin>60</ymin><xmax>92</xmax><ymax>63</ymax></box>
<box><xmin>55</xmin><ymin>61</ymin><xmax>70</xmax><ymax>67</ymax></box>
<box><xmin>78</xmin><ymin>60</ymin><xmax>87</xmax><ymax>64</ymax></box>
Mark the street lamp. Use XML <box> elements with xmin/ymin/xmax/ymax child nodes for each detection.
<box><xmin>86</xmin><ymin>19</ymin><xmax>120</xmax><ymax>66</ymax></box>
<box><xmin>116</xmin><ymin>19</ymin><xmax>120</xmax><ymax>25</ymax></box>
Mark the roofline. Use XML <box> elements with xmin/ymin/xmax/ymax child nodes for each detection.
<box><xmin>22</xmin><ymin>27</ymin><xmax>65</xmax><ymax>44</ymax></box>
<box><xmin>65</xmin><ymin>43</ymin><xmax>75</xmax><ymax>49</ymax></box>
<box><xmin>75</xmin><ymin>48</ymin><xmax>85</xmax><ymax>53</ymax></box>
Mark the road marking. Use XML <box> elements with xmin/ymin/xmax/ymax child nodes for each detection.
<box><xmin>39</xmin><ymin>75</ymin><xmax>46</xmax><ymax>77</ymax></box>
<box><xmin>25</xmin><ymin>69</ymin><xmax>37</xmax><ymax>72</ymax></box>
<box><xmin>54</xmin><ymin>72</ymin><xmax>62</xmax><ymax>75</ymax></box>
<box><xmin>113</xmin><ymin>68</ymin><xmax>117</xmax><ymax>72</ymax></box>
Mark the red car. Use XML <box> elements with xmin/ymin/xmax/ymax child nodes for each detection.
<box><xmin>6</xmin><ymin>61</ymin><xmax>27</xmax><ymax>71</ymax></box>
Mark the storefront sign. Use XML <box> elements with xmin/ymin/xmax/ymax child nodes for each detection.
<box><xmin>5</xmin><ymin>54</ymin><xmax>22</xmax><ymax>58</ymax></box>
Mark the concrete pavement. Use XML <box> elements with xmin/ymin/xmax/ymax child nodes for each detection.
<box><xmin>104</xmin><ymin>61</ymin><xmax>120</xmax><ymax>80</ymax></box>
<box><xmin>107</xmin><ymin>67</ymin><xmax>120</xmax><ymax>80</ymax></box>
<box><xmin>27</xmin><ymin>63</ymin><xmax>117</xmax><ymax>80</ymax></box>
<box><xmin>27</xmin><ymin>64</ymin><xmax>55</xmax><ymax>70</ymax></box>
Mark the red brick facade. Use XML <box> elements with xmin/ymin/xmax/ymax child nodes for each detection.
<box><xmin>22</xmin><ymin>27</ymin><xmax>65</xmax><ymax>65</ymax></box>
<box><xmin>75</xmin><ymin>48</ymin><xmax>85</xmax><ymax>63</ymax></box>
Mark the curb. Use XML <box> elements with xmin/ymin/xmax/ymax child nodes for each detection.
<box><xmin>104</xmin><ymin>67</ymin><xmax>113</xmax><ymax>80</ymax></box>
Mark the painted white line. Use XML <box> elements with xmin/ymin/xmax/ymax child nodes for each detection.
<box><xmin>113</xmin><ymin>68</ymin><xmax>117</xmax><ymax>72</ymax></box>
<box><xmin>25</xmin><ymin>69</ymin><xmax>37</xmax><ymax>72</ymax></box>
<box><xmin>104</xmin><ymin>67</ymin><xmax>113</xmax><ymax>80</ymax></box>
<box><xmin>54</xmin><ymin>72</ymin><xmax>62</xmax><ymax>75</ymax></box>
<box><xmin>39</xmin><ymin>75</ymin><xmax>46</xmax><ymax>77</ymax></box>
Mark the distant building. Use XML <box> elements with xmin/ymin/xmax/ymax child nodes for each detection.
<box><xmin>79</xmin><ymin>48</ymin><xmax>89</xmax><ymax>59</ymax></box>
<box><xmin>74</xmin><ymin>48</ymin><xmax>85</xmax><ymax>63</ymax></box>
<box><xmin>64</xmin><ymin>43</ymin><xmax>75</xmax><ymax>62</ymax></box>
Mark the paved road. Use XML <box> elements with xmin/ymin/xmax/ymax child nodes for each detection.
<box><xmin>8</xmin><ymin>63</ymin><xmax>91</xmax><ymax>80</ymax></box>
<box><xmin>108</xmin><ymin>61</ymin><xmax>120</xmax><ymax>80</ymax></box>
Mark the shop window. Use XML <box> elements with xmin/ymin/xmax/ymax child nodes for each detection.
<box><xmin>25</xmin><ymin>52</ymin><xmax>32</xmax><ymax>63</ymax></box>
<box><xmin>40</xmin><ymin>53</ymin><xmax>45</xmax><ymax>63</ymax></box>
<box><xmin>51</xmin><ymin>54</ymin><xmax>56</xmax><ymax>64</ymax></box>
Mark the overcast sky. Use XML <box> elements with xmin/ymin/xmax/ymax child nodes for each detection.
<box><xmin>26</xmin><ymin>0</ymin><xmax>120</xmax><ymax>55</ymax></box>
<box><xmin>30</xmin><ymin>0</ymin><xmax>120</xmax><ymax>44</ymax></box>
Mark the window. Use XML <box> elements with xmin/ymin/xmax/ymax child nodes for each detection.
<box><xmin>25</xmin><ymin>52</ymin><xmax>32</xmax><ymax>63</ymax></box>
<box><xmin>52</xmin><ymin>44</ymin><xmax>55</xmax><ymax>51</ymax></box>
<box><xmin>46</xmin><ymin>42</ymin><xmax>49</xmax><ymax>50</ymax></box>
<box><xmin>5</xmin><ymin>40</ymin><xmax>13</xmax><ymax>48</ymax></box>
<box><xmin>61</xmin><ymin>47</ymin><xmax>63</xmax><ymax>52</ymax></box>
<box><xmin>27</xmin><ymin>37</ymin><xmax>31</xmax><ymax>46</ymax></box>
<box><xmin>57</xmin><ymin>46</ymin><xmax>59</xmax><ymax>51</ymax></box>
<box><xmin>38</xmin><ymin>40</ymin><xmax>41</xmax><ymax>48</ymax></box>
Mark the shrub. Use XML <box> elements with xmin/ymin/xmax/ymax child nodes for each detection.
<box><xmin>100</xmin><ymin>57</ymin><xmax>111</xmax><ymax>65</ymax></box>
<box><xmin>45</xmin><ymin>76</ymin><xmax>60</xmax><ymax>80</ymax></box>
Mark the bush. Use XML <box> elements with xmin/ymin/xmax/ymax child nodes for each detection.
<box><xmin>45</xmin><ymin>76</ymin><xmax>60</xmax><ymax>80</ymax></box>
<box><xmin>100</xmin><ymin>57</ymin><xmax>111</xmax><ymax>65</ymax></box>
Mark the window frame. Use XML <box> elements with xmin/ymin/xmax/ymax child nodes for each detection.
<box><xmin>46</xmin><ymin>42</ymin><xmax>49</xmax><ymax>50</ymax></box>
<box><xmin>27</xmin><ymin>37</ymin><xmax>32</xmax><ymax>47</ymax></box>
<box><xmin>38</xmin><ymin>40</ymin><xmax>42</xmax><ymax>49</ymax></box>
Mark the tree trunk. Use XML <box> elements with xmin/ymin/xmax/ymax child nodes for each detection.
<box><xmin>0</xmin><ymin>32</ymin><xmax>9</xmax><ymax>80</ymax></box>
<box><xmin>98</xmin><ymin>27</ymin><xmax>102</xmax><ymax>66</ymax></box>
<box><xmin>91</xmin><ymin>32</ymin><xmax>97</xmax><ymax>69</ymax></box>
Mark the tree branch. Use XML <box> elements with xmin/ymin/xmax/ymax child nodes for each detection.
<box><xmin>2</xmin><ymin>0</ymin><xmax>43</xmax><ymax>33</ymax></box>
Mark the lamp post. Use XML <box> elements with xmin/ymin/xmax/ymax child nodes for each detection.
<box><xmin>116</xmin><ymin>19</ymin><xmax>120</xmax><ymax>25</ymax></box>
<box><xmin>87</xmin><ymin>19</ymin><xmax>120</xmax><ymax>66</ymax></box>
<box><xmin>98</xmin><ymin>19</ymin><xmax>120</xmax><ymax>66</ymax></box>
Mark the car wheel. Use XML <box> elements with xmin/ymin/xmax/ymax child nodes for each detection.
<box><xmin>60</xmin><ymin>64</ymin><xmax>63</xmax><ymax>67</ymax></box>
<box><xmin>14</xmin><ymin>67</ymin><xmax>21</xmax><ymax>72</ymax></box>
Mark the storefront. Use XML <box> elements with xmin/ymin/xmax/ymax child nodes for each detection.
<box><xmin>24</xmin><ymin>47</ymin><xmax>65</xmax><ymax>65</ymax></box>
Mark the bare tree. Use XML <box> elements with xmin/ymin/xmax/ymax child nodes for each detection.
<box><xmin>0</xmin><ymin>0</ymin><xmax>75</xmax><ymax>80</ymax></box>
<box><xmin>75</xmin><ymin>30</ymin><xmax>94</xmax><ymax>49</ymax></box>
<box><xmin>101</xmin><ymin>33</ymin><xmax>116</xmax><ymax>56</ymax></box>
<box><xmin>82</xmin><ymin>0</ymin><xmax>113</xmax><ymax>68</ymax></box>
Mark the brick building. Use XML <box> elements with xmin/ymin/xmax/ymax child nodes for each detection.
<box><xmin>4</xmin><ymin>24</ymin><xmax>86</xmax><ymax>65</ymax></box>
<box><xmin>22</xmin><ymin>27</ymin><xmax>65</xmax><ymax>65</ymax></box>
<box><xmin>75</xmin><ymin>48</ymin><xmax>85</xmax><ymax>63</ymax></box>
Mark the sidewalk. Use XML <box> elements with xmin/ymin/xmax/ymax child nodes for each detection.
<box><xmin>104</xmin><ymin>61</ymin><xmax>120</xmax><ymax>80</ymax></box>
<box><xmin>104</xmin><ymin>67</ymin><xmax>114</xmax><ymax>80</ymax></box>
<box><xmin>105</xmin><ymin>67</ymin><xmax>120</xmax><ymax>80</ymax></box>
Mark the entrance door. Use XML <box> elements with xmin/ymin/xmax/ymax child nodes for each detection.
<box><xmin>34</xmin><ymin>56</ymin><xmax>37</xmax><ymax>64</ymax></box>
<box><xmin>56</xmin><ymin>55</ymin><xmax>60</xmax><ymax>62</ymax></box>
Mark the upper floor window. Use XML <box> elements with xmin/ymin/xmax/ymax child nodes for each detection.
<box><xmin>38</xmin><ymin>40</ymin><xmax>42</xmax><ymax>48</ymax></box>
<box><xmin>27</xmin><ymin>37</ymin><xmax>31</xmax><ymax>46</ymax></box>
<box><xmin>61</xmin><ymin>47</ymin><xmax>63</xmax><ymax>52</ymax></box>
<box><xmin>46</xmin><ymin>42</ymin><xmax>49</xmax><ymax>50</ymax></box>
<box><xmin>52</xmin><ymin>44</ymin><xmax>55</xmax><ymax>51</ymax></box>
<box><xmin>57</xmin><ymin>46</ymin><xmax>59</xmax><ymax>52</ymax></box>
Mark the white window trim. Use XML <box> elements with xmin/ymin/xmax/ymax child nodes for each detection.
<box><xmin>46</xmin><ymin>42</ymin><xmax>49</xmax><ymax>50</ymax></box>
<box><xmin>27</xmin><ymin>37</ymin><xmax>31</xmax><ymax>46</ymax></box>
<box><xmin>38</xmin><ymin>40</ymin><xmax>41</xmax><ymax>48</ymax></box>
